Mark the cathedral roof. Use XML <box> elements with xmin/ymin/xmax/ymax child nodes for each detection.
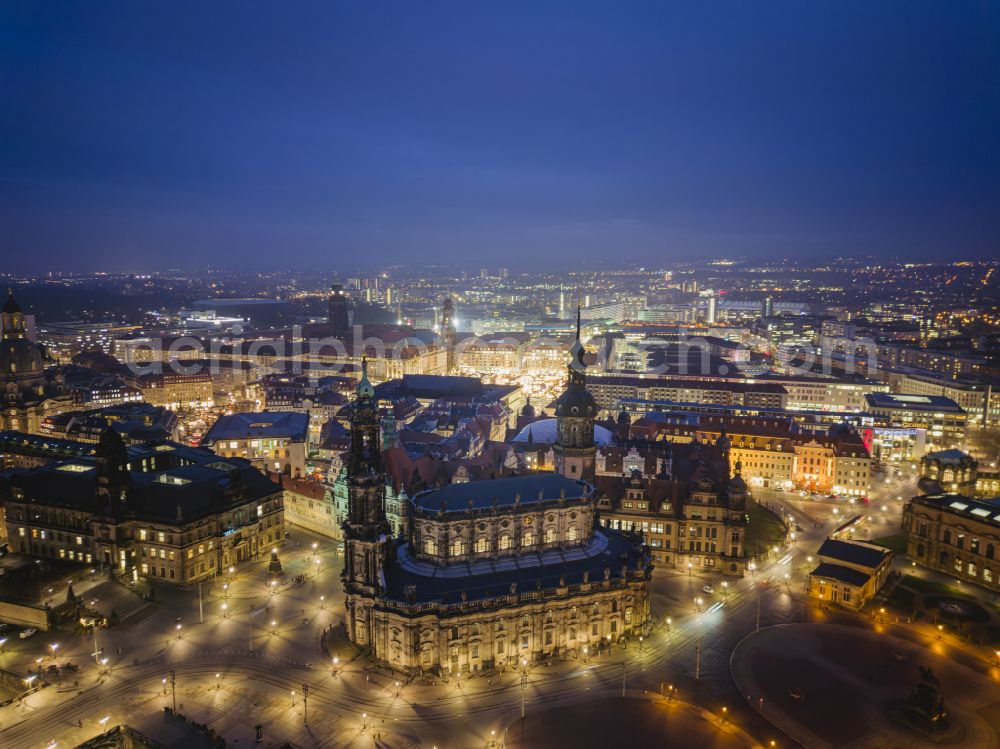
<box><xmin>411</xmin><ymin>473</ymin><xmax>589</xmax><ymax>513</ymax></box>
<box><xmin>381</xmin><ymin>526</ymin><xmax>648</xmax><ymax>605</ymax></box>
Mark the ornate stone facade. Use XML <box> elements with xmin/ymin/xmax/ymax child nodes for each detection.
<box><xmin>341</xmin><ymin>348</ymin><xmax>653</xmax><ymax>675</ymax></box>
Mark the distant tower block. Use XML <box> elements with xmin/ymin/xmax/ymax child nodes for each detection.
<box><xmin>440</xmin><ymin>296</ymin><xmax>457</xmax><ymax>373</ymax></box>
<box><xmin>328</xmin><ymin>281</ymin><xmax>351</xmax><ymax>337</ymax></box>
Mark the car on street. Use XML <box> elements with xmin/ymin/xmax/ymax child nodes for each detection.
<box><xmin>20</xmin><ymin>627</ymin><xmax>37</xmax><ymax>639</ymax></box>
<box><xmin>702</xmin><ymin>585</ymin><xmax>714</xmax><ymax>594</ymax></box>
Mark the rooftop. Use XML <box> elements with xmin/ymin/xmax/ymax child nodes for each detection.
<box><xmin>202</xmin><ymin>411</ymin><xmax>309</xmax><ymax>443</ymax></box>
<box><xmin>382</xmin><ymin>526</ymin><xmax>647</xmax><ymax>604</ymax></box>
<box><xmin>864</xmin><ymin>392</ymin><xmax>965</xmax><ymax>414</ymax></box>
<box><xmin>912</xmin><ymin>492</ymin><xmax>1000</xmax><ymax>525</ymax></box>
<box><xmin>411</xmin><ymin>473</ymin><xmax>590</xmax><ymax>513</ymax></box>
<box><xmin>810</xmin><ymin>562</ymin><xmax>872</xmax><ymax>587</ymax></box>
<box><xmin>817</xmin><ymin>538</ymin><xmax>891</xmax><ymax>569</ymax></box>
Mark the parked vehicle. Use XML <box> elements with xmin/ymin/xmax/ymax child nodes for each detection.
<box><xmin>702</xmin><ymin>585</ymin><xmax>714</xmax><ymax>594</ymax></box>
<box><xmin>19</xmin><ymin>627</ymin><xmax>37</xmax><ymax>639</ymax></box>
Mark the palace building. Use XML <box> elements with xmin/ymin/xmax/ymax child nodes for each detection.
<box><xmin>1</xmin><ymin>427</ymin><xmax>283</xmax><ymax>583</ymax></box>
<box><xmin>342</xmin><ymin>318</ymin><xmax>653</xmax><ymax>674</ymax></box>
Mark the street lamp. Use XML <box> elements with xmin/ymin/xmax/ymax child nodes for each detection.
<box><xmin>320</xmin><ymin>595</ymin><xmax>326</xmax><ymax>610</ymax></box>
<box><xmin>161</xmin><ymin>677</ymin><xmax>167</xmax><ymax>695</ymax></box>
<box><xmin>362</xmin><ymin>712</ymin><xmax>368</xmax><ymax>730</ymax></box>
<box><xmin>49</xmin><ymin>642</ymin><xmax>59</xmax><ymax>660</ymax></box>
<box><xmin>937</xmin><ymin>624</ymin><xmax>943</xmax><ymax>639</ymax></box>
<box><xmin>216</xmin><ymin>673</ymin><xmax>221</xmax><ymax>690</ymax></box>
<box><xmin>175</xmin><ymin>623</ymin><xmax>183</xmax><ymax>640</ymax></box>
<box><xmin>271</xmin><ymin>620</ymin><xmax>277</xmax><ymax>635</ymax></box>
<box><xmin>666</xmin><ymin>616</ymin><xmax>672</xmax><ymax>632</ymax></box>
<box><xmin>222</xmin><ymin>603</ymin><xmax>229</xmax><ymax>619</ymax></box>
<box><xmin>0</xmin><ymin>637</ymin><xmax>7</xmax><ymax>654</ymax></box>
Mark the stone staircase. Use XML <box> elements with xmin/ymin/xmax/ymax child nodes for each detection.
<box><xmin>80</xmin><ymin>579</ymin><xmax>155</xmax><ymax>624</ymax></box>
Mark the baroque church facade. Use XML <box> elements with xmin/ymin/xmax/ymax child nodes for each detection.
<box><xmin>341</xmin><ymin>324</ymin><xmax>653</xmax><ymax>674</ymax></box>
<box><xmin>1</xmin><ymin>291</ymin><xmax>74</xmax><ymax>433</ymax></box>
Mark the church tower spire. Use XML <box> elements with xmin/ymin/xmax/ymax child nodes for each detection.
<box><xmin>553</xmin><ymin>305</ymin><xmax>597</xmax><ymax>481</ymax></box>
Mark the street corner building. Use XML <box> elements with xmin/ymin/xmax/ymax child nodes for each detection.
<box><xmin>0</xmin><ymin>426</ymin><xmax>284</xmax><ymax>582</ymax></box>
<box><xmin>342</xmin><ymin>325</ymin><xmax>653</xmax><ymax>674</ymax></box>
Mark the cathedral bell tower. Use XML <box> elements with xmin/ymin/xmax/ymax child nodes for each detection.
<box><xmin>342</xmin><ymin>359</ymin><xmax>391</xmax><ymax>646</ymax></box>
<box><xmin>554</xmin><ymin>307</ymin><xmax>597</xmax><ymax>481</ymax></box>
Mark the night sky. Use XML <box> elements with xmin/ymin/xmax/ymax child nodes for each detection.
<box><xmin>1</xmin><ymin>1</ymin><xmax>998</xmax><ymax>272</ymax></box>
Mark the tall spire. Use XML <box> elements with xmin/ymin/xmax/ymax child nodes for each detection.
<box><xmin>357</xmin><ymin>356</ymin><xmax>374</xmax><ymax>400</ymax></box>
<box><xmin>568</xmin><ymin>304</ymin><xmax>587</xmax><ymax>378</ymax></box>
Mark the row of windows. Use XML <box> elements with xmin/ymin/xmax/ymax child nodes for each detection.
<box><xmin>423</xmin><ymin>527</ymin><xmax>580</xmax><ymax>556</ymax></box>
<box><xmin>18</xmin><ymin>527</ymin><xmax>86</xmax><ymax>545</ymax></box>
<box><xmin>940</xmin><ymin>530</ymin><xmax>996</xmax><ymax>559</ymax></box>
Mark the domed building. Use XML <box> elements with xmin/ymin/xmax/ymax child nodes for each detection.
<box><xmin>1</xmin><ymin>290</ymin><xmax>72</xmax><ymax>432</ymax></box>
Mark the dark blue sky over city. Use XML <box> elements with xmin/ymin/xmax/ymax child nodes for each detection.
<box><xmin>1</xmin><ymin>1</ymin><xmax>998</xmax><ymax>272</ymax></box>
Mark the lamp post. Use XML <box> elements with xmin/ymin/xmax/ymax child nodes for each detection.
<box><xmin>175</xmin><ymin>623</ymin><xmax>182</xmax><ymax>640</ymax></box>
<box><xmin>0</xmin><ymin>637</ymin><xmax>7</xmax><ymax>654</ymax></box>
<box><xmin>520</xmin><ymin>671</ymin><xmax>528</xmax><ymax>719</ymax></box>
<box><xmin>222</xmin><ymin>603</ymin><xmax>228</xmax><ymax>619</ymax></box>
<box><xmin>169</xmin><ymin>670</ymin><xmax>176</xmax><ymax>712</ymax></box>
<box><xmin>215</xmin><ymin>673</ymin><xmax>221</xmax><ymax>690</ymax></box>
<box><xmin>49</xmin><ymin>642</ymin><xmax>59</xmax><ymax>660</ymax></box>
<box><xmin>161</xmin><ymin>677</ymin><xmax>167</xmax><ymax>696</ymax></box>
<box><xmin>302</xmin><ymin>684</ymin><xmax>309</xmax><ymax>725</ymax></box>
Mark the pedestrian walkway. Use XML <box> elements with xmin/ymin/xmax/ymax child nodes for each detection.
<box><xmin>731</xmin><ymin>623</ymin><xmax>1000</xmax><ymax>749</ymax></box>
